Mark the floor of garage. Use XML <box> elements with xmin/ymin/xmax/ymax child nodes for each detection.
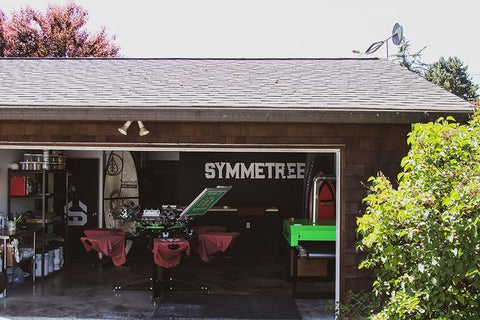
<box><xmin>0</xmin><ymin>253</ymin><xmax>335</xmax><ymax>320</ymax></box>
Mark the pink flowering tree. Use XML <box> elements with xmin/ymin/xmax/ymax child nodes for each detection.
<box><xmin>0</xmin><ymin>3</ymin><xmax>119</xmax><ymax>57</ymax></box>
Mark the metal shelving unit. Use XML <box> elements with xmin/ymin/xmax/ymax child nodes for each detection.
<box><xmin>7</xmin><ymin>169</ymin><xmax>68</xmax><ymax>279</ymax></box>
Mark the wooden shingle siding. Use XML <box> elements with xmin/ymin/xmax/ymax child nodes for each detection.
<box><xmin>0</xmin><ymin>120</ymin><xmax>410</xmax><ymax>297</ymax></box>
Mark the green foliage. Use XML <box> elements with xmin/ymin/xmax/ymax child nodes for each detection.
<box><xmin>392</xmin><ymin>38</ymin><xmax>427</xmax><ymax>76</ymax></box>
<box><xmin>331</xmin><ymin>291</ymin><xmax>382</xmax><ymax>319</ymax></box>
<box><xmin>392</xmin><ymin>36</ymin><xmax>478</xmax><ymax>102</ymax></box>
<box><xmin>358</xmin><ymin>111</ymin><xmax>480</xmax><ymax>319</ymax></box>
<box><xmin>425</xmin><ymin>57</ymin><xmax>479</xmax><ymax>101</ymax></box>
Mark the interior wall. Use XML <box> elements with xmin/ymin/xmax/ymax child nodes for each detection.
<box><xmin>64</xmin><ymin>151</ymin><xmax>104</xmax><ymax>226</ymax></box>
<box><xmin>0</xmin><ymin>149</ymin><xmax>33</xmax><ymax>218</ymax></box>
<box><xmin>0</xmin><ymin>150</ymin><xmax>103</xmax><ymax>225</ymax></box>
<box><xmin>1</xmin><ymin>150</ymin><xmax>179</xmax><ymax>227</ymax></box>
<box><xmin>147</xmin><ymin>151</ymin><xmax>180</xmax><ymax>161</ymax></box>
<box><xmin>178</xmin><ymin>151</ymin><xmax>322</xmax><ymax>218</ymax></box>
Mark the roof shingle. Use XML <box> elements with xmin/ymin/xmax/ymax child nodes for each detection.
<box><xmin>0</xmin><ymin>58</ymin><xmax>473</xmax><ymax>123</ymax></box>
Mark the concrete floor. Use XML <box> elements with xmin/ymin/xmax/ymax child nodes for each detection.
<box><xmin>0</xmin><ymin>254</ymin><xmax>334</xmax><ymax>320</ymax></box>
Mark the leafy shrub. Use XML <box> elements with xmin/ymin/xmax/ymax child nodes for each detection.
<box><xmin>330</xmin><ymin>290</ymin><xmax>382</xmax><ymax>319</ymax></box>
<box><xmin>357</xmin><ymin>112</ymin><xmax>480</xmax><ymax>319</ymax></box>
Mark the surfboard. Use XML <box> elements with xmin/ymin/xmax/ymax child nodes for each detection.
<box><xmin>103</xmin><ymin>151</ymin><xmax>139</xmax><ymax>233</ymax></box>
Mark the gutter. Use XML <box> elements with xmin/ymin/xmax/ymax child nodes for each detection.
<box><xmin>0</xmin><ymin>105</ymin><xmax>473</xmax><ymax>124</ymax></box>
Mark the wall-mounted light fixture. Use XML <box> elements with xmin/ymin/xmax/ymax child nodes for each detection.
<box><xmin>118</xmin><ymin>121</ymin><xmax>132</xmax><ymax>135</ymax></box>
<box><xmin>117</xmin><ymin>120</ymin><xmax>150</xmax><ymax>136</ymax></box>
<box><xmin>137</xmin><ymin>121</ymin><xmax>150</xmax><ymax>136</ymax></box>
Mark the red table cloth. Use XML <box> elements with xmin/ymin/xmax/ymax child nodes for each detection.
<box><xmin>80</xmin><ymin>229</ymin><xmax>127</xmax><ymax>266</ymax></box>
<box><xmin>152</xmin><ymin>238</ymin><xmax>190</xmax><ymax>268</ymax></box>
<box><xmin>192</xmin><ymin>225</ymin><xmax>227</xmax><ymax>234</ymax></box>
<box><xmin>83</xmin><ymin>228</ymin><xmax>126</xmax><ymax>238</ymax></box>
<box><xmin>197</xmin><ymin>232</ymin><xmax>239</xmax><ymax>262</ymax></box>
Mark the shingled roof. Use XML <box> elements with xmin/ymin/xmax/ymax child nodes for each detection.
<box><xmin>0</xmin><ymin>57</ymin><xmax>473</xmax><ymax>123</ymax></box>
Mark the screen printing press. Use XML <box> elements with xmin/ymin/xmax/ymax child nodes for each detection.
<box><xmin>84</xmin><ymin>186</ymin><xmax>235</xmax><ymax>301</ymax></box>
<box><xmin>141</xmin><ymin>186</ymin><xmax>232</xmax><ymax>229</ymax></box>
<box><xmin>283</xmin><ymin>218</ymin><xmax>336</xmax><ymax>298</ymax></box>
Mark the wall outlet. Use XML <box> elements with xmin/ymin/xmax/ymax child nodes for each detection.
<box><xmin>246</xmin><ymin>222</ymin><xmax>251</xmax><ymax>229</ymax></box>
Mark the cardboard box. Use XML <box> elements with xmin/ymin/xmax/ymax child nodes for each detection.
<box><xmin>0</xmin><ymin>246</ymin><xmax>15</xmax><ymax>267</ymax></box>
<box><xmin>290</xmin><ymin>249</ymin><xmax>328</xmax><ymax>277</ymax></box>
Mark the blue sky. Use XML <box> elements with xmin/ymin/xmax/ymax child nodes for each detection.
<box><xmin>2</xmin><ymin>0</ymin><xmax>480</xmax><ymax>86</ymax></box>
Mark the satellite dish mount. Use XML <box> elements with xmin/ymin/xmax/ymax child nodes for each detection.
<box><xmin>356</xmin><ymin>23</ymin><xmax>403</xmax><ymax>58</ymax></box>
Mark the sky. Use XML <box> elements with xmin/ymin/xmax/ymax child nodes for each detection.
<box><xmin>2</xmin><ymin>0</ymin><xmax>480</xmax><ymax>87</ymax></box>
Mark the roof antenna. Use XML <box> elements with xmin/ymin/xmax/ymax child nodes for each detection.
<box><xmin>353</xmin><ymin>23</ymin><xmax>403</xmax><ymax>58</ymax></box>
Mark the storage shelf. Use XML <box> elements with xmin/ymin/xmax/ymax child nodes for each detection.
<box><xmin>10</xmin><ymin>194</ymin><xmax>51</xmax><ymax>198</ymax></box>
<box><xmin>9</xmin><ymin>169</ymin><xmax>67</xmax><ymax>174</ymax></box>
<box><xmin>7</xmin><ymin>167</ymin><xmax>69</xmax><ymax>281</ymax></box>
<box><xmin>10</xmin><ymin>194</ymin><xmax>66</xmax><ymax>199</ymax></box>
<box><xmin>23</xmin><ymin>219</ymin><xmax>65</xmax><ymax>226</ymax></box>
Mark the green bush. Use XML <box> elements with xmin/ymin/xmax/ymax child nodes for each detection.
<box><xmin>331</xmin><ymin>290</ymin><xmax>382</xmax><ymax>319</ymax></box>
<box><xmin>357</xmin><ymin>111</ymin><xmax>480</xmax><ymax>319</ymax></box>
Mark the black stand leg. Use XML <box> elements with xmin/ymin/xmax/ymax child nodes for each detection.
<box><xmin>114</xmin><ymin>277</ymin><xmax>154</xmax><ymax>292</ymax></box>
<box><xmin>114</xmin><ymin>234</ymin><xmax>209</xmax><ymax>302</ymax></box>
<box><xmin>114</xmin><ymin>261</ymin><xmax>208</xmax><ymax>302</ymax></box>
<box><xmin>164</xmin><ymin>267</ymin><xmax>209</xmax><ymax>292</ymax></box>
<box><xmin>113</xmin><ymin>248</ymin><xmax>158</xmax><ymax>298</ymax></box>
<box><xmin>151</xmin><ymin>265</ymin><xmax>209</xmax><ymax>302</ymax></box>
<box><xmin>293</xmin><ymin>249</ymin><xmax>298</xmax><ymax>298</ymax></box>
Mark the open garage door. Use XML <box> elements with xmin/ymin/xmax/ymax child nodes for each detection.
<box><xmin>0</xmin><ymin>145</ymin><xmax>341</xmax><ymax>302</ymax></box>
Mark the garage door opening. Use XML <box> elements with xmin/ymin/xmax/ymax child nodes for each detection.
<box><xmin>100</xmin><ymin>149</ymin><xmax>340</xmax><ymax>299</ymax></box>
<box><xmin>0</xmin><ymin>146</ymin><xmax>341</xmax><ymax>308</ymax></box>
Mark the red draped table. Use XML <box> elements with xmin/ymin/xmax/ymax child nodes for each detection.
<box><xmin>196</xmin><ymin>232</ymin><xmax>239</xmax><ymax>262</ymax></box>
<box><xmin>152</xmin><ymin>238</ymin><xmax>190</xmax><ymax>268</ymax></box>
<box><xmin>80</xmin><ymin>229</ymin><xmax>127</xmax><ymax>266</ymax></box>
<box><xmin>192</xmin><ymin>225</ymin><xmax>226</xmax><ymax>234</ymax></box>
<box><xmin>151</xmin><ymin>237</ymin><xmax>207</xmax><ymax>295</ymax></box>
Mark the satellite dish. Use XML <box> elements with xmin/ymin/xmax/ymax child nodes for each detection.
<box><xmin>353</xmin><ymin>22</ymin><xmax>403</xmax><ymax>57</ymax></box>
<box><xmin>365</xmin><ymin>40</ymin><xmax>385</xmax><ymax>55</ymax></box>
<box><xmin>392</xmin><ymin>23</ymin><xmax>403</xmax><ymax>45</ymax></box>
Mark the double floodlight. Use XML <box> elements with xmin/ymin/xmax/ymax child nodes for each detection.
<box><xmin>118</xmin><ymin>121</ymin><xmax>150</xmax><ymax>136</ymax></box>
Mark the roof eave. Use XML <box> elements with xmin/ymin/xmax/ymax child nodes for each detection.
<box><xmin>0</xmin><ymin>105</ymin><xmax>473</xmax><ymax>124</ymax></box>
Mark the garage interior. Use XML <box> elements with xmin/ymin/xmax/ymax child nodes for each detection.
<box><xmin>0</xmin><ymin>148</ymin><xmax>338</xmax><ymax>319</ymax></box>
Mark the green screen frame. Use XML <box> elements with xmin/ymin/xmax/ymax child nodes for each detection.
<box><xmin>180</xmin><ymin>186</ymin><xmax>232</xmax><ymax>218</ymax></box>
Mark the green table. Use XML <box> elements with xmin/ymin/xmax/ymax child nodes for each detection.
<box><xmin>282</xmin><ymin>219</ymin><xmax>336</xmax><ymax>247</ymax></box>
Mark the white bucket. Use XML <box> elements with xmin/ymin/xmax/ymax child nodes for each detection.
<box><xmin>43</xmin><ymin>252</ymin><xmax>50</xmax><ymax>275</ymax></box>
<box><xmin>53</xmin><ymin>248</ymin><xmax>61</xmax><ymax>271</ymax></box>
<box><xmin>59</xmin><ymin>246</ymin><xmax>64</xmax><ymax>267</ymax></box>
<box><xmin>35</xmin><ymin>254</ymin><xmax>41</xmax><ymax>277</ymax></box>
<box><xmin>35</xmin><ymin>253</ymin><xmax>47</xmax><ymax>277</ymax></box>
<box><xmin>48</xmin><ymin>250</ymin><xmax>54</xmax><ymax>273</ymax></box>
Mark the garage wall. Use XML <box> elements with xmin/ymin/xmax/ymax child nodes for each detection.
<box><xmin>64</xmin><ymin>150</ymin><xmax>104</xmax><ymax>227</ymax></box>
<box><xmin>0</xmin><ymin>120</ymin><xmax>411</xmax><ymax>298</ymax></box>
<box><xmin>0</xmin><ymin>149</ymin><xmax>25</xmax><ymax>215</ymax></box>
<box><xmin>178</xmin><ymin>151</ymin><xmax>310</xmax><ymax>217</ymax></box>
